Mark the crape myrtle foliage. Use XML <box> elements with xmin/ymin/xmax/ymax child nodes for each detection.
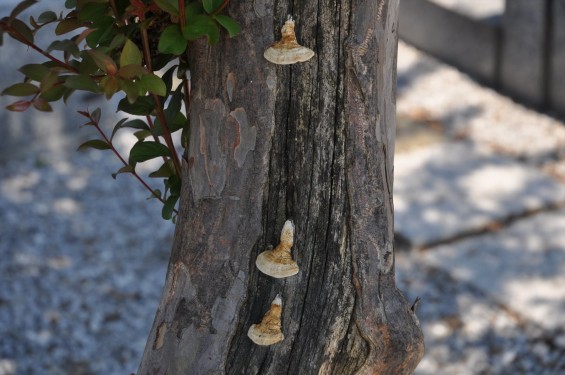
<box><xmin>0</xmin><ymin>0</ymin><xmax>240</xmax><ymax>221</ymax></box>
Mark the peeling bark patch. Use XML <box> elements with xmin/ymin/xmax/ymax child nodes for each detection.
<box><xmin>226</xmin><ymin>72</ymin><xmax>236</xmax><ymax>102</ymax></box>
<box><xmin>153</xmin><ymin>322</ymin><xmax>167</xmax><ymax>350</ymax></box>
<box><xmin>230</xmin><ymin>108</ymin><xmax>257</xmax><ymax>168</ymax></box>
<box><xmin>173</xmin><ymin>298</ymin><xmax>214</xmax><ymax>339</ymax></box>
<box><xmin>188</xmin><ymin>98</ymin><xmax>229</xmax><ymax>200</ymax></box>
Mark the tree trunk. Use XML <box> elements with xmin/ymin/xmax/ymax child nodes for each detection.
<box><xmin>138</xmin><ymin>0</ymin><xmax>424</xmax><ymax>374</ymax></box>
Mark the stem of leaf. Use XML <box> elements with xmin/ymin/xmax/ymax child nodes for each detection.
<box><xmin>140</xmin><ymin>26</ymin><xmax>183</xmax><ymax>177</ymax></box>
<box><xmin>88</xmin><ymin>112</ymin><xmax>178</xmax><ymax>214</ymax></box>
<box><xmin>211</xmin><ymin>0</ymin><xmax>231</xmax><ymax>16</ymax></box>
<box><xmin>178</xmin><ymin>0</ymin><xmax>186</xmax><ymax>31</ymax></box>
<box><xmin>146</xmin><ymin>115</ymin><xmax>169</xmax><ymax>165</ymax></box>
<box><xmin>109</xmin><ymin>0</ymin><xmax>124</xmax><ymax>26</ymax></box>
<box><xmin>5</xmin><ymin>26</ymin><xmax>78</xmax><ymax>73</ymax></box>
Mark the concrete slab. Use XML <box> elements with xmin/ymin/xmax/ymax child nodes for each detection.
<box><xmin>394</xmin><ymin>142</ymin><xmax>565</xmax><ymax>246</ymax></box>
<box><xmin>421</xmin><ymin>209</ymin><xmax>565</xmax><ymax>331</ymax></box>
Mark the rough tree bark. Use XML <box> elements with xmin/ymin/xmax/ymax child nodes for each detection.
<box><xmin>138</xmin><ymin>0</ymin><xmax>424</xmax><ymax>373</ymax></box>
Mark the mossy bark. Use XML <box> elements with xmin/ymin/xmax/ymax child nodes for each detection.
<box><xmin>138</xmin><ymin>0</ymin><xmax>424</xmax><ymax>374</ymax></box>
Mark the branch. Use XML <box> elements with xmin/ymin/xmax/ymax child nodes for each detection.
<box><xmin>88</xmin><ymin>113</ymin><xmax>178</xmax><ymax>214</ymax></box>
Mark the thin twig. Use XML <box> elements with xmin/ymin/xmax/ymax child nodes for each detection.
<box><xmin>89</xmin><ymin>113</ymin><xmax>178</xmax><ymax>214</ymax></box>
<box><xmin>211</xmin><ymin>0</ymin><xmax>231</xmax><ymax>16</ymax></box>
<box><xmin>140</xmin><ymin>25</ymin><xmax>182</xmax><ymax>176</ymax></box>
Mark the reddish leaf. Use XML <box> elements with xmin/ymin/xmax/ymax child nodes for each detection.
<box><xmin>6</xmin><ymin>100</ymin><xmax>31</xmax><ymax>112</ymax></box>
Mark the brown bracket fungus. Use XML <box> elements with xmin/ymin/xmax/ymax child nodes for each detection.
<box><xmin>256</xmin><ymin>220</ymin><xmax>299</xmax><ymax>278</ymax></box>
<box><xmin>263</xmin><ymin>16</ymin><xmax>315</xmax><ymax>65</ymax></box>
<box><xmin>247</xmin><ymin>294</ymin><xmax>285</xmax><ymax>346</ymax></box>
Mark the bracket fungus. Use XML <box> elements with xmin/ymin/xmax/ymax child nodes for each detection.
<box><xmin>264</xmin><ymin>16</ymin><xmax>315</xmax><ymax>65</ymax></box>
<box><xmin>256</xmin><ymin>220</ymin><xmax>298</xmax><ymax>278</ymax></box>
<box><xmin>247</xmin><ymin>294</ymin><xmax>285</xmax><ymax>346</ymax></box>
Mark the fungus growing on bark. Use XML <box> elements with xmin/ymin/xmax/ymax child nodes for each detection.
<box><xmin>263</xmin><ymin>16</ymin><xmax>315</xmax><ymax>65</ymax></box>
<box><xmin>256</xmin><ymin>220</ymin><xmax>298</xmax><ymax>278</ymax></box>
<box><xmin>247</xmin><ymin>294</ymin><xmax>285</xmax><ymax>346</ymax></box>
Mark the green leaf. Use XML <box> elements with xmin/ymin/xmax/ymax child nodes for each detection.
<box><xmin>40</xmin><ymin>85</ymin><xmax>67</xmax><ymax>102</ymax></box>
<box><xmin>85</xmin><ymin>16</ymin><xmax>115</xmax><ymax>47</ymax></box>
<box><xmin>120</xmin><ymin>39</ymin><xmax>142</xmax><ymax>68</ymax></box>
<box><xmin>6</xmin><ymin>100</ymin><xmax>31</xmax><ymax>112</ymax></box>
<box><xmin>19</xmin><ymin>64</ymin><xmax>50</xmax><ymax>82</ymax></box>
<box><xmin>129</xmin><ymin>141</ymin><xmax>171</xmax><ymax>163</ymax></box>
<box><xmin>164</xmin><ymin>86</ymin><xmax>183</xmax><ymax>124</ymax></box>
<box><xmin>101</xmin><ymin>75</ymin><xmax>119</xmax><ymax>99</ymax></box>
<box><xmin>158</xmin><ymin>25</ymin><xmax>187</xmax><ymax>55</ymax></box>
<box><xmin>91</xmin><ymin>107</ymin><xmax>101</xmax><ymax>123</ymax></box>
<box><xmin>133</xmin><ymin>129</ymin><xmax>152</xmax><ymax>140</ymax></box>
<box><xmin>153</xmin><ymin>0</ymin><xmax>178</xmax><ymax>15</ymax></box>
<box><xmin>185</xmin><ymin>2</ymin><xmax>205</xmax><ymax>20</ymax></box>
<box><xmin>9</xmin><ymin>0</ymin><xmax>38</xmax><ymax>21</ymax></box>
<box><xmin>108</xmin><ymin>33</ymin><xmax>127</xmax><ymax>51</ymax></box>
<box><xmin>149</xmin><ymin>160</ymin><xmax>175</xmax><ymax>178</ymax></box>
<box><xmin>184</xmin><ymin>15</ymin><xmax>219</xmax><ymax>44</ymax></box>
<box><xmin>37</xmin><ymin>11</ymin><xmax>58</xmax><ymax>23</ymax></box>
<box><xmin>214</xmin><ymin>15</ymin><xmax>241</xmax><ymax>37</ymax></box>
<box><xmin>32</xmin><ymin>97</ymin><xmax>52</xmax><ymax>112</ymax></box>
<box><xmin>162</xmin><ymin>194</ymin><xmax>179</xmax><ymax>220</ymax></box>
<box><xmin>47</xmin><ymin>40</ymin><xmax>80</xmax><ymax>57</ymax></box>
<box><xmin>202</xmin><ymin>0</ymin><xmax>223</xmax><ymax>14</ymax></box>
<box><xmin>9</xmin><ymin>19</ymin><xmax>34</xmax><ymax>44</ymax></box>
<box><xmin>161</xmin><ymin>64</ymin><xmax>177</xmax><ymax>93</ymax></box>
<box><xmin>118</xmin><ymin>96</ymin><xmax>155</xmax><ymax>115</ymax></box>
<box><xmin>148</xmin><ymin>189</ymin><xmax>162</xmax><ymax>200</ymax></box>
<box><xmin>39</xmin><ymin>70</ymin><xmax>59</xmax><ymax>92</ymax></box>
<box><xmin>77</xmin><ymin>139</ymin><xmax>111</xmax><ymax>151</ymax></box>
<box><xmin>2</xmin><ymin>82</ymin><xmax>38</xmax><ymax>96</ymax></box>
<box><xmin>55</xmin><ymin>18</ymin><xmax>83</xmax><ymax>35</ymax></box>
<box><xmin>111</xmin><ymin>165</ymin><xmax>134</xmax><ymax>179</ymax></box>
<box><xmin>64</xmin><ymin>75</ymin><xmax>100</xmax><ymax>93</ymax></box>
<box><xmin>109</xmin><ymin>117</ymin><xmax>129</xmax><ymax>141</ymax></box>
<box><xmin>78</xmin><ymin>2</ymin><xmax>110</xmax><ymax>24</ymax></box>
<box><xmin>138</xmin><ymin>74</ymin><xmax>166</xmax><ymax>96</ymax></box>
<box><xmin>117</xmin><ymin>64</ymin><xmax>147</xmax><ymax>79</ymax></box>
<box><xmin>167</xmin><ymin>173</ymin><xmax>182</xmax><ymax>196</ymax></box>
<box><xmin>118</xmin><ymin>78</ymin><xmax>138</xmax><ymax>103</ymax></box>
<box><xmin>87</xmin><ymin>49</ymin><xmax>118</xmax><ymax>75</ymax></box>
<box><xmin>111</xmin><ymin>119</ymin><xmax>149</xmax><ymax>142</ymax></box>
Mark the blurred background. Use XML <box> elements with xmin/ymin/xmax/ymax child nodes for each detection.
<box><xmin>1</xmin><ymin>0</ymin><xmax>565</xmax><ymax>374</ymax></box>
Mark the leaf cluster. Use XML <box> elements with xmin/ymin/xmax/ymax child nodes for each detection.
<box><xmin>0</xmin><ymin>0</ymin><xmax>240</xmax><ymax>221</ymax></box>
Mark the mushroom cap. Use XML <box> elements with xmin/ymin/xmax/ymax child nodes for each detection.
<box><xmin>247</xmin><ymin>295</ymin><xmax>285</xmax><ymax>346</ymax></box>
<box><xmin>264</xmin><ymin>45</ymin><xmax>315</xmax><ymax>65</ymax></box>
<box><xmin>256</xmin><ymin>248</ymin><xmax>299</xmax><ymax>278</ymax></box>
<box><xmin>280</xmin><ymin>220</ymin><xmax>295</xmax><ymax>246</ymax></box>
<box><xmin>264</xmin><ymin>16</ymin><xmax>315</xmax><ymax>65</ymax></box>
<box><xmin>247</xmin><ymin>324</ymin><xmax>285</xmax><ymax>346</ymax></box>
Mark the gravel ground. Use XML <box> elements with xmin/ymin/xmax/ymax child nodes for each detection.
<box><xmin>0</xmin><ymin>151</ymin><xmax>173</xmax><ymax>375</ymax></box>
<box><xmin>396</xmin><ymin>41</ymin><xmax>565</xmax><ymax>374</ymax></box>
